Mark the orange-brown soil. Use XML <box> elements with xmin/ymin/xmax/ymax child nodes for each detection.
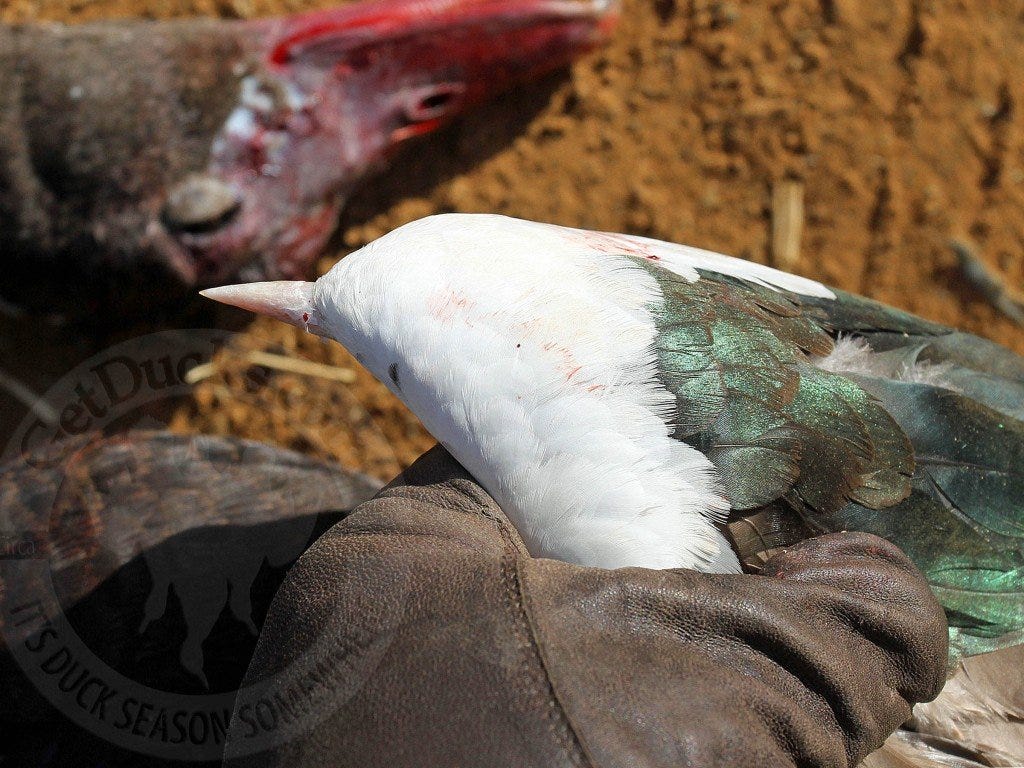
<box><xmin>5</xmin><ymin>0</ymin><xmax>1024</xmax><ymax>480</ymax></box>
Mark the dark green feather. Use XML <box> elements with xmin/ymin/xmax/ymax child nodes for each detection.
<box><xmin>633</xmin><ymin>258</ymin><xmax>1023</xmax><ymax>661</ymax></box>
<box><xmin>695</xmin><ymin>392</ymin><xmax>805</xmax><ymax>509</ymax></box>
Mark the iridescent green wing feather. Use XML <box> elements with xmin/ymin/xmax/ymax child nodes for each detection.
<box><xmin>844</xmin><ymin>376</ymin><xmax>1024</xmax><ymax>660</ymax></box>
<box><xmin>637</xmin><ymin>259</ymin><xmax>1024</xmax><ymax>660</ymax></box>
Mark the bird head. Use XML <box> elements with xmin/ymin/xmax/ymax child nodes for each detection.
<box><xmin>199</xmin><ymin>214</ymin><xmax>582</xmax><ymax>392</ymax></box>
<box><xmin>159</xmin><ymin>0</ymin><xmax>617</xmax><ymax>288</ymax></box>
<box><xmin>198</xmin><ymin>212</ymin><xmax>657</xmax><ymax>394</ymax></box>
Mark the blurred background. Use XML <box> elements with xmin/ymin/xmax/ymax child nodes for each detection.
<box><xmin>4</xmin><ymin>0</ymin><xmax>1022</xmax><ymax>481</ymax></box>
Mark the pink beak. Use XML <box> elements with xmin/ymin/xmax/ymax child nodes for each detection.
<box><xmin>201</xmin><ymin>282</ymin><xmax>322</xmax><ymax>332</ymax></box>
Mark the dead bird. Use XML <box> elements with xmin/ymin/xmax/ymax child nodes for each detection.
<box><xmin>950</xmin><ymin>239</ymin><xmax>1024</xmax><ymax>327</ymax></box>
<box><xmin>208</xmin><ymin>213</ymin><xmax>1024</xmax><ymax>766</ymax></box>
<box><xmin>0</xmin><ymin>0</ymin><xmax>616</xmax><ymax>318</ymax></box>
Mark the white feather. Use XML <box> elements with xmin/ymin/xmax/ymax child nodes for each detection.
<box><xmin>534</xmin><ymin>219</ymin><xmax>837</xmax><ymax>299</ymax></box>
<box><xmin>312</xmin><ymin>214</ymin><xmax>826</xmax><ymax>572</ymax></box>
<box><xmin>815</xmin><ymin>336</ymin><xmax>958</xmax><ymax>389</ymax></box>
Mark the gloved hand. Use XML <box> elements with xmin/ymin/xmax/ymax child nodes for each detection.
<box><xmin>226</xmin><ymin>445</ymin><xmax>948</xmax><ymax>768</ymax></box>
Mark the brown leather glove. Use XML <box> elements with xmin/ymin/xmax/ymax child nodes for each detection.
<box><xmin>225</xmin><ymin>446</ymin><xmax>948</xmax><ymax>768</ymax></box>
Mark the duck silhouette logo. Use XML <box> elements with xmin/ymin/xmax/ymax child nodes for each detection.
<box><xmin>127</xmin><ymin>418</ymin><xmax>321</xmax><ymax>690</ymax></box>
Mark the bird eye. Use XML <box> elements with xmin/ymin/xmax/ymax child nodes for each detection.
<box><xmin>404</xmin><ymin>83</ymin><xmax>465</xmax><ymax>122</ymax></box>
<box><xmin>419</xmin><ymin>92</ymin><xmax>452</xmax><ymax>112</ymax></box>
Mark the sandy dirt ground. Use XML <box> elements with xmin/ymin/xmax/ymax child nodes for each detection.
<box><xmin>4</xmin><ymin>0</ymin><xmax>1024</xmax><ymax>480</ymax></box>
